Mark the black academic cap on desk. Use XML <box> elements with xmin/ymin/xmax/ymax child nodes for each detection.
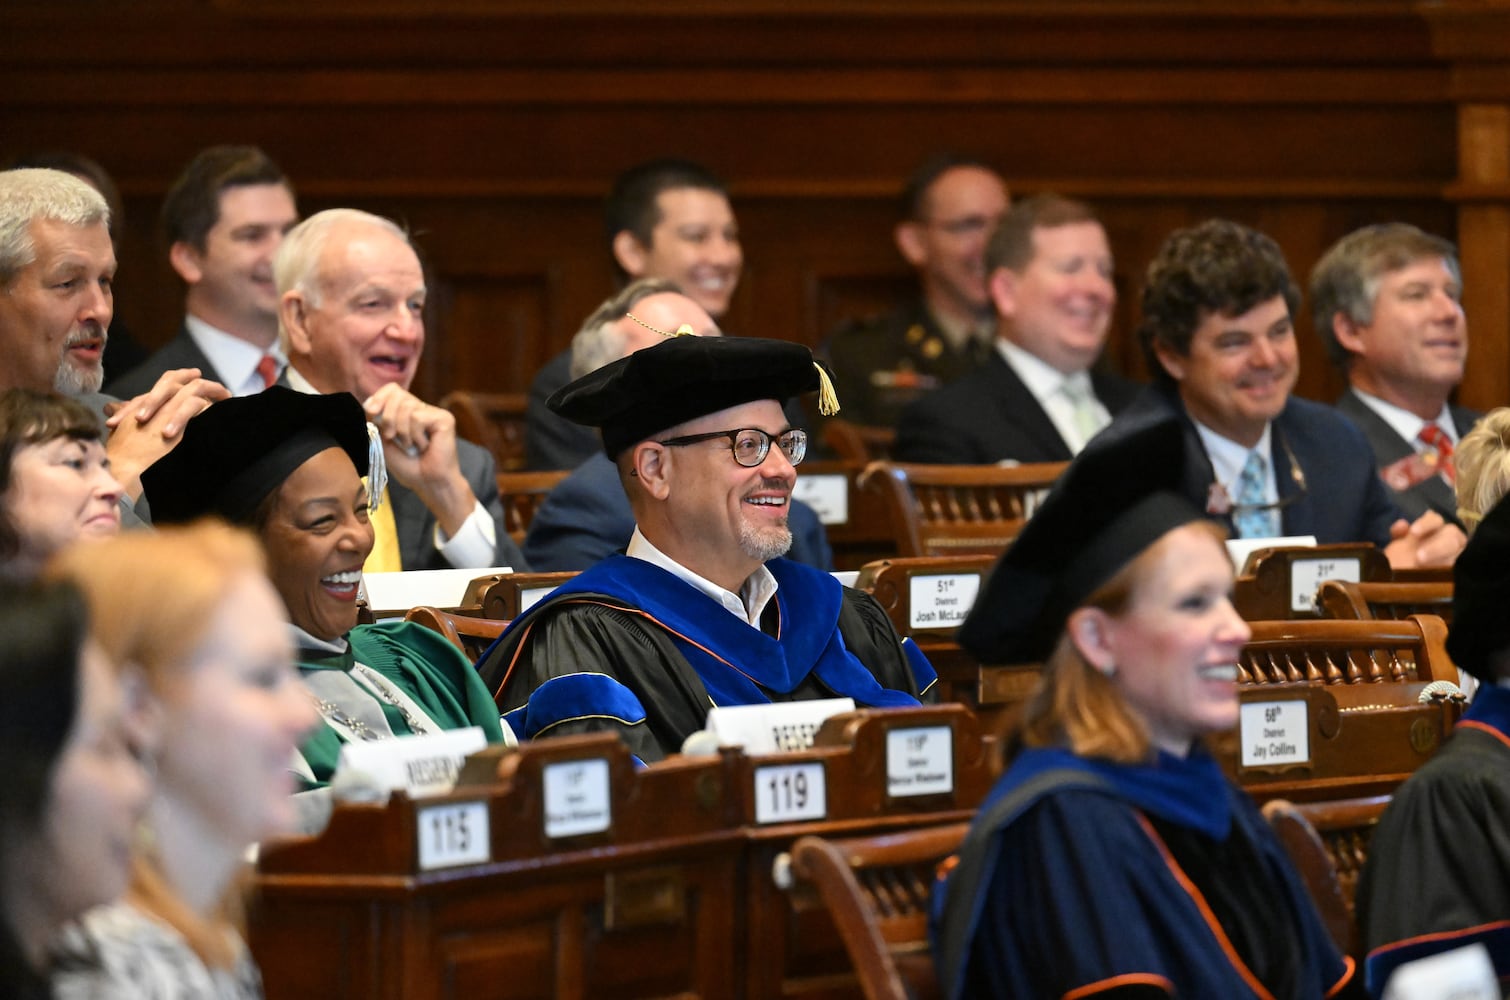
<box><xmin>958</xmin><ymin>417</ymin><xmax>1208</xmax><ymax>664</ymax></box>
<box><xmin>548</xmin><ymin>334</ymin><xmax>827</xmax><ymax>458</ymax></box>
<box><xmin>141</xmin><ymin>386</ymin><xmax>370</xmax><ymax>526</ymax></box>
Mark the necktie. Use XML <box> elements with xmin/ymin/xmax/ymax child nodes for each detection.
<box><xmin>1233</xmin><ymin>450</ymin><xmax>1279</xmax><ymax>539</ymax></box>
<box><xmin>363</xmin><ymin>484</ymin><xmax>403</xmax><ymax>573</ymax></box>
<box><xmin>1417</xmin><ymin>423</ymin><xmax>1456</xmax><ymax>486</ymax></box>
<box><xmin>1061</xmin><ymin>377</ymin><xmax>1104</xmax><ymax>447</ymax></box>
<box><xmin>255</xmin><ymin>354</ymin><xmax>280</xmax><ymax>390</ymax></box>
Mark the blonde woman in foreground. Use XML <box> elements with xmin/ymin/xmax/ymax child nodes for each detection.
<box><xmin>49</xmin><ymin>523</ymin><xmax>316</xmax><ymax>999</ymax></box>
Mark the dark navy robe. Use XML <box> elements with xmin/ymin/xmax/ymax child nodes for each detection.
<box><xmin>932</xmin><ymin>745</ymin><xmax>1357</xmax><ymax>998</ymax></box>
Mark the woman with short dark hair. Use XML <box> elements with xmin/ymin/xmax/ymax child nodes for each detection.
<box><xmin>0</xmin><ymin>388</ymin><xmax>121</xmax><ymax>581</ymax></box>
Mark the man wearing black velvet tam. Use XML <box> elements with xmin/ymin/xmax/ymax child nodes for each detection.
<box><xmin>1358</xmin><ymin>490</ymin><xmax>1510</xmax><ymax>994</ymax></box>
<box><xmin>477</xmin><ymin>330</ymin><xmax>937</xmax><ymax>763</ymax></box>
<box><xmin>933</xmin><ymin>418</ymin><xmax>1358</xmax><ymax>999</ymax></box>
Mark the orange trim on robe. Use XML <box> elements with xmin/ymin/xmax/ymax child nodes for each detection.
<box><xmin>1133</xmin><ymin>813</ymin><xmax>1279</xmax><ymax>1000</ymax></box>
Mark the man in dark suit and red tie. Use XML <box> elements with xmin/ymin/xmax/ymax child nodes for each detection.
<box><xmin>1310</xmin><ymin>223</ymin><xmax>1479</xmax><ymax>529</ymax></box>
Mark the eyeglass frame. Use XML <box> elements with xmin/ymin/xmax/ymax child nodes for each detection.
<box><xmin>655</xmin><ymin>426</ymin><xmax>808</xmax><ymax>468</ymax></box>
<box><xmin>916</xmin><ymin>211</ymin><xmax>1006</xmax><ymax>239</ymax></box>
<box><xmin>1209</xmin><ymin>433</ymin><xmax>1310</xmax><ymax>517</ymax></box>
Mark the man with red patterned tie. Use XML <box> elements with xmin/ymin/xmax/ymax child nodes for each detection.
<box><xmin>1311</xmin><ymin>223</ymin><xmax>1480</xmax><ymax>529</ymax></box>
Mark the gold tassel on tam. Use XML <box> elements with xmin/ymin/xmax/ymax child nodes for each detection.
<box><xmin>815</xmin><ymin>363</ymin><xmax>840</xmax><ymax>417</ymax></box>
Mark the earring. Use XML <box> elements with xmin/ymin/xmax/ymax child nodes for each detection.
<box><xmin>1096</xmin><ymin>661</ymin><xmax>1117</xmax><ymax>678</ymax></box>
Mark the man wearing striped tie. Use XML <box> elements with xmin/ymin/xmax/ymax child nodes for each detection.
<box><xmin>1100</xmin><ymin>218</ymin><xmax>1464</xmax><ymax>570</ymax></box>
<box><xmin>1311</xmin><ymin>224</ymin><xmax>1480</xmax><ymax>530</ymax></box>
<box><xmin>274</xmin><ymin>208</ymin><xmax>527</xmax><ymax>574</ymax></box>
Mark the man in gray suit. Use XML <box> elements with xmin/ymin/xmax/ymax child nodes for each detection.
<box><xmin>275</xmin><ymin>208</ymin><xmax>526</xmax><ymax>572</ymax></box>
<box><xmin>1311</xmin><ymin>224</ymin><xmax>1477</xmax><ymax>528</ymax></box>
<box><xmin>109</xmin><ymin>145</ymin><xmax>298</xmax><ymax>399</ymax></box>
<box><xmin>0</xmin><ymin>167</ymin><xmax>226</xmax><ymax>511</ymax></box>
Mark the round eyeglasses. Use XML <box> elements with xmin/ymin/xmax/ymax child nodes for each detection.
<box><xmin>656</xmin><ymin>427</ymin><xmax>808</xmax><ymax>468</ymax></box>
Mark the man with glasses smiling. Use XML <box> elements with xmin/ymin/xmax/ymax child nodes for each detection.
<box><xmin>479</xmin><ymin>332</ymin><xmax>937</xmax><ymax>763</ymax></box>
<box><xmin>522</xmin><ymin>280</ymin><xmax>833</xmax><ymax>573</ymax></box>
<box><xmin>822</xmin><ymin>154</ymin><xmax>1009</xmax><ymax>428</ymax></box>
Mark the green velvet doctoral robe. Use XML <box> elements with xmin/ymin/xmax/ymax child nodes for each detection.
<box><xmin>295</xmin><ymin>620</ymin><xmax>505</xmax><ymax>790</ymax></box>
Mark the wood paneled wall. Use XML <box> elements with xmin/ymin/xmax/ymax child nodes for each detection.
<box><xmin>7</xmin><ymin>1</ymin><xmax>1509</xmax><ymax>410</ymax></box>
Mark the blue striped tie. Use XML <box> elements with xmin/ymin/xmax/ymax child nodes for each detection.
<box><xmin>1233</xmin><ymin>450</ymin><xmax>1278</xmax><ymax>538</ymax></box>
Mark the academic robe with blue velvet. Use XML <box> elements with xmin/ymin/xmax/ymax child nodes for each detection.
<box><xmin>1358</xmin><ymin>685</ymin><xmax>1510</xmax><ymax>995</ymax></box>
<box><xmin>932</xmin><ymin>746</ymin><xmax>1358</xmax><ymax>999</ymax></box>
<box><xmin>476</xmin><ymin>555</ymin><xmax>938</xmax><ymax>763</ymax></box>
<box><xmin>296</xmin><ymin>620</ymin><xmax>505</xmax><ymax>789</ymax></box>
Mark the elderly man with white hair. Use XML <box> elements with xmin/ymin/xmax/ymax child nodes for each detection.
<box><xmin>275</xmin><ymin>207</ymin><xmax>526</xmax><ymax>572</ymax></box>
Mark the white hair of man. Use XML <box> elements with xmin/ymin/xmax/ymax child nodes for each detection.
<box><xmin>273</xmin><ymin>207</ymin><xmax>411</xmax><ymax>352</ymax></box>
<box><xmin>568</xmin><ymin>277</ymin><xmax>685</xmax><ymax>380</ymax></box>
<box><xmin>0</xmin><ymin>169</ymin><xmax>109</xmax><ymax>285</ymax></box>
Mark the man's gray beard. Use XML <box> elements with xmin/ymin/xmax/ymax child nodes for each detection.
<box><xmin>54</xmin><ymin>359</ymin><xmax>103</xmax><ymax>396</ymax></box>
<box><xmin>739</xmin><ymin>520</ymin><xmax>793</xmax><ymax>564</ymax></box>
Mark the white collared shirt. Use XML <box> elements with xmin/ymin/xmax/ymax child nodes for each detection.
<box><xmin>284</xmin><ymin>365</ymin><xmax>496</xmax><ymax>569</ymax></box>
<box><xmin>626</xmin><ymin>527</ymin><xmax>779</xmax><ymax>628</ymax></box>
<box><xmin>996</xmin><ymin>339</ymin><xmax>1110</xmax><ymax>454</ymax></box>
<box><xmin>184</xmin><ymin>314</ymin><xmax>283</xmax><ymax>397</ymax></box>
<box><xmin>1351</xmin><ymin>389</ymin><xmax>1460</xmax><ymax>448</ymax></box>
<box><xmin>1194</xmin><ymin>420</ymin><xmax>1278</xmax><ymax>508</ymax></box>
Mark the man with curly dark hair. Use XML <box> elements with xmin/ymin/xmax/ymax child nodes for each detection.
<box><xmin>1098</xmin><ymin>218</ymin><xmax>1462</xmax><ymax>569</ymax></box>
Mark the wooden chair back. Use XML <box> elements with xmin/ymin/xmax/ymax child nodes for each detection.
<box><xmin>403</xmin><ymin>606</ymin><xmax>508</xmax><ymax>661</ymax></box>
<box><xmin>1241</xmin><ymin>616</ymin><xmax>1457</xmax><ymax>688</ymax></box>
<box><xmin>481</xmin><ymin>571</ymin><xmax>579</xmax><ymax>620</ymax></box>
<box><xmin>1262</xmin><ymin>795</ymin><xmax>1391</xmax><ymax>960</ymax></box>
<box><xmin>858</xmin><ymin>460</ymin><xmax>1067</xmax><ymax>558</ymax></box>
<box><xmin>1233</xmin><ymin>543</ymin><xmax>1392</xmax><ymax>620</ymax></box>
<box><xmin>824</xmin><ymin>418</ymin><xmax>896</xmax><ymax>464</ymax></box>
<box><xmin>785</xmin><ymin>822</ymin><xmax>967</xmax><ymax>1000</ymax></box>
<box><xmin>798</xmin><ymin>459</ymin><xmax>898</xmax><ymax>569</ymax></box>
<box><xmin>1316</xmin><ymin>580</ymin><xmax>1454</xmax><ymax>625</ymax></box>
<box><xmin>441</xmin><ymin>390</ymin><xmax>529</xmax><ymax>472</ymax></box>
<box><xmin>494</xmin><ymin>469</ymin><xmax>569</xmax><ymax>544</ymax></box>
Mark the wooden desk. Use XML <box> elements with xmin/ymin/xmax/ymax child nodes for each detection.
<box><xmin>251</xmin><ymin>707</ymin><xmax>993</xmax><ymax>1000</ymax></box>
<box><xmin>1210</xmin><ymin>684</ymin><xmax>1461</xmax><ymax>804</ymax></box>
<box><xmin>1234</xmin><ymin>543</ymin><xmax>1391</xmax><ymax>620</ymax></box>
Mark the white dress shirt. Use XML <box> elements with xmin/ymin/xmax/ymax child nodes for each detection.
<box><xmin>627</xmin><ymin>528</ymin><xmax>779</xmax><ymax>628</ymax></box>
<box><xmin>184</xmin><ymin>314</ymin><xmax>283</xmax><ymax>397</ymax></box>
<box><xmin>996</xmin><ymin>339</ymin><xmax>1110</xmax><ymax>455</ymax></box>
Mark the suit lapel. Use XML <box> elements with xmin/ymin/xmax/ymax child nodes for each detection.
<box><xmin>1339</xmin><ymin>390</ymin><xmax>1463</xmax><ymax>523</ymax></box>
<box><xmin>172</xmin><ymin>324</ymin><xmax>226</xmax><ymax>386</ymax></box>
<box><xmin>986</xmin><ymin>355</ymin><xmax>1072</xmax><ymax>461</ymax></box>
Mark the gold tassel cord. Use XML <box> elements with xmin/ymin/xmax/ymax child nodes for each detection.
<box><xmin>815</xmin><ymin>363</ymin><xmax>840</xmax><ymax>416</ymax></box>
<box><xmin>625</xmin><ymin>311</ymin><xmax>698</xmax><ymax>338</ymax></box>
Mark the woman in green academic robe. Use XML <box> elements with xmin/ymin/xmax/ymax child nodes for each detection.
<box><xmin>139</xmin><ymin>387</ymin><xmax>505</xmax><ymax>830</ymax></box>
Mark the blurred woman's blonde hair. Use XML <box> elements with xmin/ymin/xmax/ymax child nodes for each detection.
<box><xmin>47</xmin><ymin>520</ymin><xmax>267</xmax><ymax>969</ymax></box>
<box><xmin>1455</xmin><ymin>407</ymin><xmax>1510</xmax><ymax>534</ymax></box>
